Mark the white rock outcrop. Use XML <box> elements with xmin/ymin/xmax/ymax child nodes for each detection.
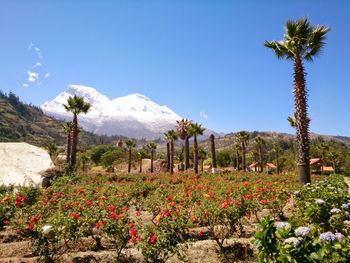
<box><xmin>0</xmin><ymin>142</ymin><xmax>53</xmax><ymax>186</ymax></box>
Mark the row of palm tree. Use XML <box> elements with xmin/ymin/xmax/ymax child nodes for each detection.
<box><xmin>125</xmin><ymin>140</ymin><xmax>157</xmax><ymax>173</ymax></box>
<box><xmin>164</xmin><ymin>119</ymin><xmax>218</xmax><ymax>174</ymax></box>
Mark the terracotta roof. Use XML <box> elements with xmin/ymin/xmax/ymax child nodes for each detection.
<box><xmin>266</xmin><ymin>163</ymin><xmax>277</xmax><ymax>169</ymax></box>
<box><xmin>249</xmin><ymin>162</ymin><xmax>260</xmax><ymax>168</ymax></box>
<box><xmin>310</xmin><ymin>158</ymin><xmax>322</xmax><ymax>165</ymax></box>
<box><xmin>322</xmin><ymin>166</ymin><xmax>334</xmax><ymax>172</ymax></box>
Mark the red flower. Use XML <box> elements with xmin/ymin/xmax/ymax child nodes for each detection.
<box><xmin>122</xmin><ymin>206</ymin><xmax>128</xmax><ymax>211</ymax></box>
<box><xmin>166</xmin><ymin>195</ymin><xmax>172</xmax><ymax>201</ymax></box>
<box><xmin>129</xmin><ymin>228</ymin><xmax>137</xmax><ymax>236</ymax></box>
<box><xmin>165</xmin><ymin>210</ymin><xmax>171</xmax><ymax>217</ymax></box>
<box><xmin>109</xmin><ymin>213</ymin><xmax>117</xmax><ymax>219</ymax></box>
<box><xmin>4</xmin><ymin>220</ymin><xmax>9</xmax><ymax>225</ymax></box>
<box><xmin>149</xmin><ymin>233</ymin><xmax>157</xmax><ymax>245</ymax></box>
<box><xmin>108</xmin><ymin>205</ymin><xmax>116</xmax><ymax>212</ymax></box>
<box><xmin>95</xmin><ymin>221</ymin><xmax>103</xmax><ymax>229</ymax></box>
<box><xmin>243</xmin><ymin>181</ymin><xmax>251</xmax><ymax>187</ymax></box>
<box><xmin>72</xmin><ymin>212</ymin><xmax>79</xmax><ymax>220</ymax></box>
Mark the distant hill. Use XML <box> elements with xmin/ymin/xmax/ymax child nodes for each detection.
<box><xmin>204</xmin><ymin>131</ymin><xmax>350</xmax><ymax>151</ymax></box>
<box><xmin>0</xmin><ymin>91</ymin><xmax>125</xmax><ymax>148</ymax></box>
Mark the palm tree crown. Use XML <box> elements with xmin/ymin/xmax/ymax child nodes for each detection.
<box><xmin>264</xmin><ymin>18</ymin><xmax>330</xmax><ymax>62</ymax></box>
<box><xmin>64</xmin><ymin>95</ymin><xmax>91</xmax><ymax>115</ymax></box>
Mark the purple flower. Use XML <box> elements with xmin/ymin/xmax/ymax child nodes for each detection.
<box><xmin>295</xmin><ymin>226</ymin><xmax>311</xmax><ymax>237</ymax></box>
<box><xmin>284</xmin><ymin>237</ymin><xmax>300</xmax><ymax>248</ymax></box>
<box><xmin>342</xmin><ymin>203</ymin><xmax>349</xmax><ymax>210</ymax></box>
<box><xmin>319</xmin><ymin>232</ymin><xmax>337</xmax><ymax>243</ymax></box>
<box><xmin>335</xmin><ymin>233</ymin><xmax>345</xmax><ymax>241</ymax></box>
<box><xmin>330</xmin><ymin>208</ymin><xmax>341</xmax><ymax>214</ymax></box>
<box><xmin>315</xmin><ymin>199</ymin><xmax>325</xmax><ymax>205</ymax></box>
<box><xmin>276</xmin><ymin>222</ymin><xmax>291</xmax><ymax>230</ymax></box>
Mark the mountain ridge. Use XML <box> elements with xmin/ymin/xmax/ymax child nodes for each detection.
<box><xmin>41</xmin><ymin>85</ymin><xmax>183</xmax><ymax>139</ymax></box>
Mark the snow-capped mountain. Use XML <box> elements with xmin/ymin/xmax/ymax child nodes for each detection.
<box><xmin>41</xmin><ymin>85</ymin><xmax>183</xmax><ymax>139</ymax></box>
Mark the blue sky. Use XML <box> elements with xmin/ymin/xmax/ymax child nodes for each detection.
<box><xmin>0</xmin><ymin>0</ymin><xmax>349</xmax><ymax>136</ymax></box>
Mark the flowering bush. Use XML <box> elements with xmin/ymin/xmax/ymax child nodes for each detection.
<box><xmin>254</xmin><ymin>175</ymin><xmax>350</xmax><ymax>262</ymax></box>
<box><xmin>3</xmin><ymin>171</ymin><xmax>297</xmax><ymax>262</ymax></box>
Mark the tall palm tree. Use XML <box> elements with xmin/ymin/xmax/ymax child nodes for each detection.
<box><xmin>265</xmin><ymin>18</ymin><xmax>330</xmax><ymax>184</ymax></box>
<box><xmin>188</xmin><ymin>123</ymin><xmax>205</xmax><ymax>174</ymax></box>
<box><xmin>234</xmin><ymin>144</ymin><xmax>241</xmax><ymax>170</ymax></box>
<box><xmin>165</xmin><ymin>130</ymin><xmax>178</xmax><ymax>174</ymax></box>
<box><xmin>198</xmin><ymin>146</ymin><xmax>207</xmax><ymax>172</ymax></box>
<box><xmin>164</xmin><ymin>132</ymin><xmax>171</xmax><ymax>172</ymax></box>
<box><xmin>209</xmin><ymin>134</ymin><xmax>217</xmax><ymax>174</ymax></box>
<box><xmin>272</xmin><ymin>146</ymin><xmax>283</xmax><ymax>174</ymax></box>
<box><xmin>62</xmin><ymin>122</ymin><xmax>73</xmax><ymax>164</ymax></box>
<box><xmin>255</xmin><ymin>136</ymin><xmax>266</xmax><ymax>172</ymax></box>
<box><xmin>328</xmin><ymin>151</ymin><xmax>338</xmax><ymax>174</ymax></box>
<box><xmin>318</xmin><ymin>142</ymin><xmax>329</xmax><ymax>173</ymax></box>
<box><xmin>63</xmin><ymin>95</ymin><xmax>91</xmax><ymax>168</ymax></box>
<box><xmin>147</xmin><ymin>143</ymin><xmax>157</xmax><ymax>173</ymax></box>
<box><xmin>176</xmin><ymin>119</ymin><xmax>192</xmax><ymax>171</ymax></box>
<box><xmin>125</xmin><ymin>139</ymin><xmax>136</xmax><ymax>173</ymax></box>
<box><xmin>236</xmin><ymin>131</ymin><xmax>250</xmax><ymax>171</ymax></box>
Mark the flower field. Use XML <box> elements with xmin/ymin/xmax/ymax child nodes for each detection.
<box><xmin>1</xmin><ymin>172</ymin><xmax>349</xmax><ymax>262</ymax></box>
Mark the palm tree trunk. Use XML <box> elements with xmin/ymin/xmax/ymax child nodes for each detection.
<box><xmin>194</xmin><ymin>135</ymin><xmax>198</xmax><ymax>174</ymax></box>
<box><xmin>332</xmin><ymin>161</ymin><xmax>336</xmax><ymax>174</ymax></box>
<box><xmin>276</xmin><ymin>153</ymin><xmax>280</xmax><ymax>174</ymax></box>
<box><xmin>66</xmin><ymin>133</ymin><xmax>71</xmax><ymax>164</ymax></box>
<box><xmin>201</xmin><ymin>159</ymin><xmax>204</xmax><ymax>172</ymax></box>
<box><xmin>70</xmin><ymin>113</ymin><xmax>78</xmax><ymax>167</ymax></box>
<box><xmin>259</xmin><ymin>146</ymin><xmax>263</xmax><ymax>172</ymax></box>
<box><xmin>128</xmin><ymin>148</ymin><xmax>132</xmax><ymax>173</ymax></box>
<box><xmin>166</xmin><ymin>142</ymin><xmax>170</xmax><ymax>172</ymax></box>
<box><xmin>139</xmin><ymin>158</ymin><xmax>142</xmax><ymax>173</ymax></box>
<box><xmin>170</xmin><ymin>141</ymin><xmax>174</xmax><ymax>175</ymax></box>
<box><xmin>242</xmin><ymin>142</ymin><xmax>246</xmax><ymax>171</ymax></box>
<box><xmin>151</xmin><ymin>150</ymin><xmax>154</xmax><ymax>173</ymax></box>
<box><xmin>294</xmin><ymin>56</ymin><xmax>311</xmax><ymax>184</ymax></box>
<box><xmin>185</xmin><ymin>136</ymin><xmax>190</xmax><ymax>170</ymax></box>
<box><xmin>236</xmin><ymin>150</ymin><xmax>240</xmax><ymax>170</ymax></box>
<box><xmin>210</xmin><ymin>134</ymin><xmax>217</xmax><ymax>173</ymax></box>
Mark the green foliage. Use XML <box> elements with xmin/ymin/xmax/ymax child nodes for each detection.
<box><xmin>216</xmin><ymin>149</ymin><xmax>234</xmax><ymax>167</ymax></box>
<box><xmin>89</xmin><ymin>144</ymin><xmax>115</xmax><ymax>165</ymax></box>
<box><xmin>100</xmin><ymin>148</ymin><xmax>126</xmax><ymax>167</ymax></box>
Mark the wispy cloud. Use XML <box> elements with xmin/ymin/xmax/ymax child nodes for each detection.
<box><xmin>22</xmin><ymin>42</ymin><xmax>51</xmax><ymax>88</ymax></box>
<box><xmin>34</xmin><ymin>62</ymin><xmax>42</xmax><ymax>68</ymax></box>
<box><xmin>27</xmin><ymin>71</ymin><xmax>39</xmax><ymax>82</ymax></box>
<box><xmin>35</xmin><ymin>47</ymin><xmax>43</xmax><ymax>59</ymax></box>
<box><xmin>199</xmin><ymin>110</ymin><xmax>208</xmax><ymax>119</ymax></box>
<box><xmin>28</xmin><ymin>42</ymin><xmax>34</xmax><ymax>50</ymax></box>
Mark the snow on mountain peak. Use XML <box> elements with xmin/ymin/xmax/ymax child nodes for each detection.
<box><xmin>41</xmin><ymin>85</ymin><xmax>182</xmax><ymax>139</ymax></box>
